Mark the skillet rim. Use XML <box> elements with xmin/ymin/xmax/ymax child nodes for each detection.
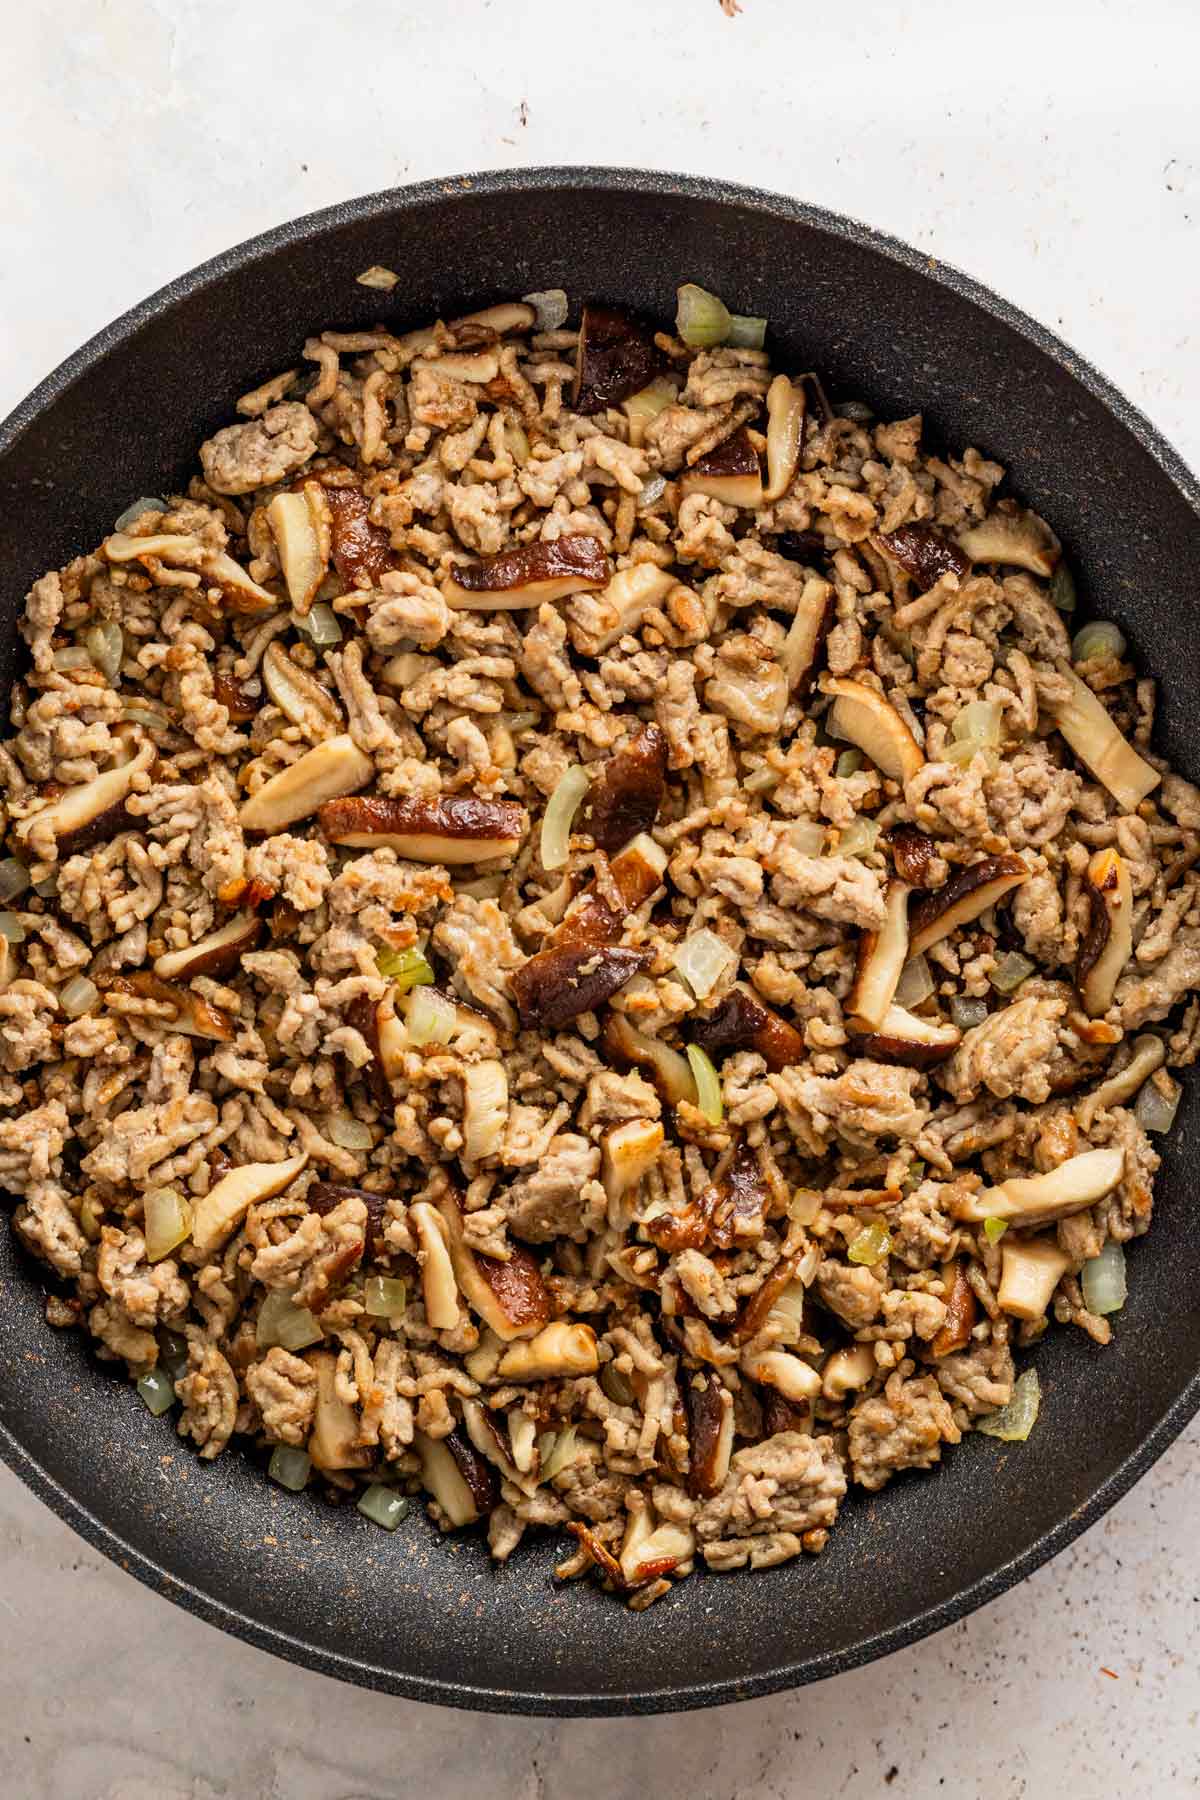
<box><xmin>1</xmin><ymin>164</ymin><xmax>1198</xmax><ymax>1716</ymax></box>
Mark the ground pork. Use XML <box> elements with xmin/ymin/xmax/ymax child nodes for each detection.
<box><xmin>848</xmin><ymin>1370</ymin><xmax>961</xmax><ymax>1491</ymax></box>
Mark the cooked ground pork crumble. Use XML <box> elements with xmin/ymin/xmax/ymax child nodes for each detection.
<box><xmin>4</xmin><ymin>289</ymin><xmax>1197</xmax><ymax>1606</ymax></box>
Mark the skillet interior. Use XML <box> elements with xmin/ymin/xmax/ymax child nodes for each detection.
<box><xmin>1</xmin><ymin>168</ymin><xmax>1198</xmax><ymax>1715</ymax></box>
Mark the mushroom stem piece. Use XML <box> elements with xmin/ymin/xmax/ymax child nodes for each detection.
<box><xmin>1045</xmin><ymin>669</ymin><xmax>1160</xmax><ymax>812</ymax></box>
<box><xmin>1077</xmin><ymin>848</ymin><xmax>1133</xmax><ymax>1017</ymax></box>
<box><xmin>953</xmin><ymin>1146</ymin><xmax>1125</xmax><ymax>1225</ymax></box>
<box><xmin>823</xmin><ymin>678</ymin><xmax>925</xmax><ymax>784</ymax></box>
<box><xmin>239</xmin><ymin>734</ymin><xmax>373</xmax><ymax>832</ymax></box>
<box><xmin>848</xmin><ymin>880</ymin><xmax>912</xmax><ymax>1030</ymax></box>
<box><xmin>998</xmin><ymin>1240</ymin><xmax>1072</xmax><ymax>1321</ymax></box>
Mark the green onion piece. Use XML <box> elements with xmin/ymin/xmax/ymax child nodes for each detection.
<box><xmin>676</xmin><ymin>283</ymin><xmax>732</xmax><ymax>349</ymax></box>
<box><xmin>257</xmin><ymin>1290</ymin><xmax>324</xmax><ymax>1352</ymax></box>
<box><xmin>268</xmin><ymin>1445</ymin><xmax>312</xmax><ymax>1492</ymax></box>
<box><xmin>364</xmin><ymin>1275</ymin><xmax>408</xmax><ymax>1319</ymax></box>
<box><xmin>376</xmin><ymin>945</ymin><xmax>435</xmax><ymax>991</ymax></box>
<box><xmin>79</xmin><ymin>1197</ymin><xmax>103</xmax><ymax>1242</ymax></box>
<box><xmin>136</xmin><ymin>1369</ymin><xmax>176</xmax><ymax>1416</ymax></box>
<box><xmin>847</xmin><ymin>1221</ymin><xmax>891</xmax><ymax>1265</ymax></box>
<box><xmin>158</xmin><ymin>1329</ymin><xmax>190</xmax><ymax>1384</ymax></box>
<box><xmin>1049</xmin><ymin>562</ymin><xmax>1077</xmax><ymax>613</ymax></box>
<box><xmin>1081</xmin><ymin>1241</ymin><xmax>1127</xmax><ymax>1316</ymax></box>
<box><xmin>990</xmin><ymin>951</ymin><xmax>1035</xmax><ymax>994</ymax></box>
<box><xmin>977</xmin><ymin>1367</ymin><xmax>1040</xmax><ymax>1442</ymax></box>
<box><xmin>1072</xmin><ymin>620</ymin><xmax>1126</xmax><ymax>664</ymax></box>
<box><xmin>727</xmin><ymin>313</ymin><xmax>768</xmax><ymax>349</ymax></box>
<box><xmin>835</xmin><ymin>749</ymin><xmax>862</xmax><ymax>778</ymax></box>
<box><xmin>685</xmin><ymin>1044</ymin><xmax>724</xmax><ymax>1125</ymax></box>
<box><xmin>903</xmin><ymin>1159</ymin><xmax>926</xmax><ymax>1193</ymax></box>
<box><xmin>357</xmin><ymin>1483</ymin><xmax>410</xmax><ymax>1530</ymax></box>
<box><xmin>983</xmin><ymin>1216</ymin><xmax>1008</xmax><ymax>1244</ymax></box>
<box><xmin>541</xmin><ymin>763</ymin><xmax>590</xmax><ymax>871</ymax></box>
<box><xmin>113</xmin><ymin>496</ymin><xmax>165</xmax><ymax>532</ymax></box>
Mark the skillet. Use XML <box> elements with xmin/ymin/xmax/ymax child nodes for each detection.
<box><xmin>1</xmin><ymin>167</ymin><xmax>1198</xmax><ymax>1716</ymax></box>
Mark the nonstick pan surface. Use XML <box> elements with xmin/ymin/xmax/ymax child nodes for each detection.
<box><xmin>1</xmin><ymin>168</ymin><xmax>1198</xmax><ymax>1715</ymax></box>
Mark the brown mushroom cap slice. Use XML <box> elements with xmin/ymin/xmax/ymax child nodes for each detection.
<box><xmin>602</xmin><ymin>1014</ymin><xmax>698</xmax><ymax>1107</ymax></box>
<box><xmin>307</xmin><ymin>1179</ymin><xmax>393</xmax><ymax>1257</ymax></box>
<box><xmin>240</xmin><ymin>734</ymin><xmax>374</xmax><ymax>832</ymax></box>
<box><xmin>154</xmin><ymin>910</ymin><xmax>263</xmax><ymax>982</ymax></box>
<box><xmin>433</xmin><ymin>1185</ymin><xmax>550</xmax><ymax>1341</ymax></box>
<box><xmin>1077</xmin><ymin>848</ymin><xmax>1133</xmax><ymax>1017</ymax></box>
<box><xmin>415</xmin><ymin>1429</ymin><xmax>485</xmax><ymax>1526</ymax></box>
<box><xmin>23</xmin><ymin>739</ymin><xmax>154</xmax><ymax>859</ymax></box>
<box><xmin>319</xmin><ymin>793</ymin><xmax>526</xmax><ymax>864</ymax></box>
<box><xmin>889</xmin><ymin>825</ymin><xmax>939</xmax><ymax>888</ymax></box>
<box><xmin>952</xmin><ymin>1146</ymin><xmax>1125</xmax><ymax>1225</ymax></box>
<box><xmin>460</xmin><ymin>1398</ymin><xmax>535</xmax><ymax>1496</ymax></box>
<box><xmin>824</xmin><ymin>678</ymin><xmax>925</xmax><ymax>784</ymax></box>
<box><xmin>308</xmin><ymin>1350</ymin><xmax>373</xmax><ymax>1471</ymax></box>
<box><xmin>678</xmin><ymin>428</ymin><xmax>764</xmax><ymax>509</ymax></box>
<box><xmin>762</xmin><ymin>375</ymin><xmax>806</xmax><ymax>504</ymax></box>
<box><xmin>117</xmin><ymin>971</ymin><xmax>237</xmax><ymax>1042</ymax></box>
<box><xmin>442</xmin><ymin>534</ymin><xmax>611</xmax><ymax>609</ymax></box>
<box><xmin>876</xmin><ymin>522</ymin><xmax>970</xmax><ymax>590</ymax></box>
<box><xmin>955</xmin><ymin>502</ymin><xmax>1061</xmax><ymax>577</ymax></box>
<box><xmin>552</xmin><ymin>831</ymin><xmax>668</xmax><ymax>952</ymax></box>
<box><xmin>930</xmin><ymin>1261</ymin><xmax>977</xmax><ymax>1357</ymax></box>
<box><xmin>574</xmin><ymin>303</ymin><xmax>660</xmax><ymax>414</ymax></box>
<box><xmin>1045</xmin><ymin>668</ymin><xmax>1161</xmax><ymax>812</ymax></box>
<box><xmin>345</xmin><ymin>995</ymin><xmax>392</xmax><ymax>1111</ymax></box>
<box><xmin>848</xmin><ymin>880</ymin><xmax>911</xmax><ymax>1030</ymax></box>
<box><xmin>689</xmin><ymin>983</ymin><xmax>807</xmax><ymax>1072</ymax></box>
<box><xmin>578</xmin><ymin>723</ymin><xmax>668</xmax><ymax>854</ymax></box>
<box><xmin>997</xmin><ymin>1239</ymin><xmax>1072</xmax><ymax>1321</ymax></box>
<box><xmin>510</xmin><ymin>942</ymin><xmax>647</xmax><ymax>1030</ymax></box>
<box><xmin>191</xmin><ymin>1153</ymin><xmax>308</xmax><ymax>1256</ymax></box>
<box><xmin>781</xmin><ymin>575</ymin><xmax>834</xmax><ymax>695</ymax></box>
<box><xmin>684</xmin><ymin>1374</ymin><xmax>735</xmax><ymax>1498</ymax></box>
<box><xmin>908</xmin><ymin>854</ymin><xmax>1029</xmax><ymax>958</ymax></box>
<box><xmin>848</xmin><ymin>1001</ymin><xmax>961</xmax><ymax>1068</ymax></box>
<box><xmin>705</xmin><ymin>1139</ymin><xmax>769</xmax><ymax>1249</ymax></box>
<box><xmin>324</xmin><ymin>483</ymin><xmax>395</xmax><ymax>587</ymax></box>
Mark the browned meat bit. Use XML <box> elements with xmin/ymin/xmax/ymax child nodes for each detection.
<box><xmin>306</xmin><ymin>1180</ymin><xmax>394</xmax><ymax>1257</ymax></box>
<box><xmin>444</xmin><ymin>534</ymin><xmax>610</xmax><ymax>609</ymax></box>
<box><xmin>510</xmin><ymin>943</ymin><xmax>647</xmax><ymax>1029</ymax></box>
<box><xmin>690</xmin><ymin>985</ymin><xmax>806</xmax><ymax>1072</ymax></box>
<box><xmin>578</xmin><ymin>724</ymin><xmax>668</xmax><ymax>854</ymax></box>
<box><xmin>877</xmin><ymin>521</ymin><xmax>970</xmax><ymax>590</ymax></box>
<box><xmin>574</xmin><ymin>304</ymin><xmax>660</xmax><ymax>413</ymax></box>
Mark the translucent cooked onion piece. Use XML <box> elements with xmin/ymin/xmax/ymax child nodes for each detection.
<box><xmin>838</xmin><ymin>818</ymin><xmax>880</xmax><ymax>859</ymax></box>
<box><xmin>950</xmin><ymin>995</ymin><xmax>989</xmax><ymax>1030</ymax></box>
<box><xmin>256</xmin><ymin>1290</ymin><xmax>324</xmax><ymax>1352</ymax></box>
<box><xmin>1134</xmin><ymin>1070</ymin><xmax>1181</xmax><ymax>1134</ymax></box>
<box><xmin>674</xmin><ymin>928</ymin><xmax>737</xmax><ymax>1000</ymax></box>
<box><xmin>540</xmin><ymin>764</ymin><xmax>590</xmax><ymax>870</ymax></box>
<box><xmin>0</xmin><ymin>859</ymin><xmax>30</xmax><ymax>902</ymax></box>
<box><xmin>622</xmin><ymin>376</ymin><xmax>678</xmax><ymax>448</ymax></box>
<box><xmin>522</xmin><ymin>287</ymin><xmax>569</xmax><ymax>331</ymax></box>
<box><xmin>950</xmin><ymin>700</ymin><xmax>1003</xmax><ymax>749</ymax></box>
<box><xmin>85</xmin><ymin>621</ymin><xmax>124</xmax><ymax>683</ymax></box>
<box><xmin>327</xmin><ymin>1112</ymin><xmax>374</xmax><ymax>1151</ymax></box>
<box><xmin>0</xmin><ymin>913</ymin><xmax>27</xmax><ymax>945</ymax></box>
<box><xmin>268</xmin><ymin>1445</ymin><xmax>312</xmax><ymax>1491</ymax></box>
<box><xmin>893</xmin><ymin>952</ymin><xmax>934</xmax><ymax>1010</ymax></box>
<box><xmin>539</xmin><ymin>1424</ymin><xmax>581</xmax><ymax>1483</ymax></box>
<box><xmin>847</xmin><ymin>1221</ymin><xmax>891</xmax><ymax>1266</ymax></box>
<box><xmin>676</xmin><ymin>283</ymin><xmax>732</xmax><ymax>349</ymax></box>
<box><xmin>686</xmin><ymin>1044</ymin><xmax>724</xmax><ymax>1125</ymax></box>
<box><xmin>376</xmin><ymin>945</ymin><xmax>434</xmax><ymax>991</ymax></box>
<box><xmin>977</xmin><ymin>1368</ymin><xmax>1041</xmax><ymax>1441</ymax></box>
<box><xmin>136</xmin><ymin>1369</ymin><xmax>176</xmax><ymax>1416</ymax></box>
<box><xmin>113</xmin><ymin>496</ymin><xmax>166</xmax><ymax>531</ymax></box>
<box><xmin>727</xmin><ymin>313</ymin><xmax>768</xmax><ymax>349</ymax></box>
<box><xmin>403</xmin><ymin>986</ymin><xmax>458</xmax><ymax>1046</ymax></box>
<box><xmin>1081</xmin><ymin>1241</ymin><xmax>1127</xmax><ymax>1316</ymax></box>
<box><xmin>300</xmin><ymin>602</ymin><xmax>343</xmax><ymax>646</ymax></box>
<box><xmin>357</xmin><ymin>1484</ymin><xmax>410</xmax><ymax>1530</ymax></box>
<box><xmin>990</xmin><ymin>951</ymin><xmax>1035</xmax><ymax>994</ymax></box>
<box><xmin>143</xmin><ymin>1186</ymin><xmax>193</xmax><ymax>1263</ymax></box>
<box><xmin>364</xmin><ymin>1275</ymin><xmax>408</xmax><ymax>1319</ymax></box>
<box><xmin>1073</xmin><ymin>620</ymin><xmax>1127</xmax><ymax>663</ymax></box>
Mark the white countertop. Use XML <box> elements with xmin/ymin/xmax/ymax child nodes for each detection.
<box><xmin>3</xmin><ymin>1</ymin><xmax>1198</xmax><ymax>1792</ymax></box>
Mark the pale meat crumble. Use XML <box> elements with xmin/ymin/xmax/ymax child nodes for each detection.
<box><xmin>3</xmin><ymin>288</ymin><xmax>1197</xmax><ymax>1607</ymax></box>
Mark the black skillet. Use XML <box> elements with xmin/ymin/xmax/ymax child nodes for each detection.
<box><xmin>1</xmin><ymin>169</ymin><xmax>1198</xmax><ymax>1716</ymax></box>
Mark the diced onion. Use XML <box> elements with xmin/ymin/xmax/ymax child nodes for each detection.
<box><xmin>1134</xmin><ymin>1071</ymin><xmax>1181</xmax><ymax>1134</ymax></box>
<box><xmin>85</xmin><ymin>622</ymin><xmax>124</xmax><ymax>683</ymax></box>
<box><xmin>539</xmin><ymin>1424</ymin><xmax>581</xmax><ymax>1483</ymax></box>
<box><xmin>977</xmin><ymin>1367</ymin><xmax>1040</xmax><ymax>1442</ymax></box>
<box><xmin>52</xmin><ymin>646</ymin><xmax>92</xmax><ymax>672</ymax></box>
<box><xmin>727</xmin><ymin>313</ymin><xmax>768</xmax><ymax>349</ymax></box>
<box><xmin>256</xmin><ymin>1290</ymin><xmax>324</xmax><ymax>1352</ymax></box>
<box><xmin>158</xmin><ymin>1329</ymin><xmax>189</xmax><ymax>1384</ymax></box>
<box><xmin>540</xmin><ymin>764</ymin><xmax>590</xmax><ymax>870</ymax></box>
<box><xmin>136</xmin><ymin>1369</ymin><xmax>176</xmax><ymax>1416</ymax></box>
<box><xmin>686</xmin><ymin>1044</ymin><xmax>724</xmax><ymax>1125</ymax></box>
<box><xmin>676</xmin><ymin>283</ymin><xmax>732</xmax><ymax>349</ymax></box>
<box><xmin>674</xmin><ymin>928</ymin><xmax>737</xmax><ymax>1000</ymax></box>
<box><xmin>377</xmin><ymin>945</ymin><xmax>434</xmax><ymax>991</ymax></box>
<box><xmin>59</xmin><ymin>975</ymin><xmax>98</xmax><ymax>1018</ymax></box>
<box><xmin>950</xmin><ymin>995</ymin><xmax>989</xmax><ymax>1030</ymax></box>
<box><xmin>404</xmin><ymin>985</ymin><xmax>457</xmax><ymax>1046</ymax></box>
<box><xmin>838</xmin><ymin>818</ymin><xmax>880</xmax><ymax>859</ymax></box>
<box><xmin>743</xmin><ymin>766</ymin><xmax>780</xmax><ymax>795</ymax></box>
<box><xmin>1073</xmin><ymin>620</ymin><xmax>1126</xmax><ymax>664</ymax></box>
<box><xmin>990</xmin><ymin>951</ymin><xmax>1035</xmax><ymax>994</ymax></box>
<box><xmin>1049</xmin><ymin>563</ymin><xmax>1077</xmax><ymax>613</ymax></box>
<box><xmin>1081</xmin><ymin>1241</ymin><xmax>1127</xmax><ymax>1317</ymax></box>
<box><xmin>113</xmin><ymin>497</ymin><xmax>165</xmax><ymax>532</ymax></box>
<box><xmin>835</xmin><ymin>749</ymin><xmax>863</xmax><ymax>778</ymax></box>
<box><xmin>269</xmin><ymin>1445</ymin><xmax>312</xmax><ymax>1491</ymax></box>
<box><xmin>143</xmin><ymin>1186</ymin><xmax>192</xmax><ymax>1262</ymax></box>
<box><xmin>121</xmin><ymin>703</ymin><xmax>170</xmax><ymax>732</ymax></box>
<box><xmin>950</xmin><ymin>701</ymin><xmax>1003</xmax><ymax>748</ymax></box>
<box><xmin>983</xmin><ymin>1216</ymin><xmax>1008</xmax><ymax>1245</ymax></box>
<box><xmin>847</xmin><ymin>1221</ymin><xmax>891</xmax><ymax>1265</ymax></box>
<box><xmin>894</xmin><ymin>954</ymin><xmax>934</xmax><ymax>1008</ymax></box>
<box><xmin>623</xmin><ymin>377</ymin><xmax>678</xmax><ymax>443</ymax></box>
<box><xmin>0</xmin><ymin>859</ymin><xmax>30</xmax><ymax>902</ymax></box>
<box><xmin>364</xmin><ymin>1275</ymin><xmax>408</xmax><ymax>1319</ymax></box>
<box><xmin>786</xmin><ymin>821</ymin><xmax>826</xmax><ymax>855</ymax></box>
<box><xmin>33</xmin><ymin>874</ymin><xmax>59</xmax><ymax>898</ymax></box>
<box><xmin>600</xmin><ymin>1365</ymin><xmax>636</xmax><ymax>1408</ymax></box>
<box><xmin>327</xmin><ymin>1112</ymin><xmax>374</xmax><ymax>1151</ymax></box>
<box><xmin>357</xmin><ymin>1483</ymin><xmax>410</xmax><ymax>1530</ymax></box>
<box><xmin>523</xmin><ymin>288</ymin><xmax>569</xmax><ymax>332</ymax></box>
<box><xmin>301</xmin><ymin>602</ymin><xmax>342</xmax><ymax>646</ymax></box>
<box><xmin>0</xmin><ymin>913</ymin><xmax>26</xmax><ymax>945</ymax></box>
<box><xmin>356</xmin><ymin>265</ymin><xmax>400</xmax><ymax>290</ymax></box>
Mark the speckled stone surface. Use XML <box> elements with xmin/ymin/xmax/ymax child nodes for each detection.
<box><xmin>3</xmin><ymin>0</ymin><xmax>1200</xmax><ymax>1790</ymax></box>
